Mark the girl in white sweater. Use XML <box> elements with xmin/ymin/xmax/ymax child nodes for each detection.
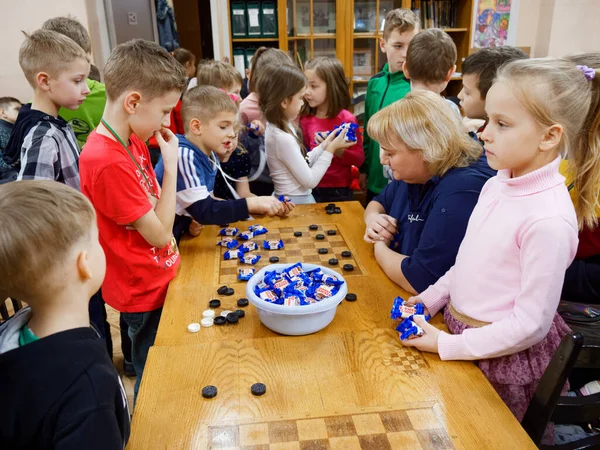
<box><xmin>258</xmin><ymin>64</ymin><xmax>354</xmax><ymax>204</ymax></box>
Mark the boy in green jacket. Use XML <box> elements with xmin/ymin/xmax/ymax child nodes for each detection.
<box><xmin>361</xmin><ymin>9</ymin><xmax>420</xmax><ymax>202</ymax></box>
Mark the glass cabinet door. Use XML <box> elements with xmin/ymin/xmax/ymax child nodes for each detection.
<box><xmin>287</xmin><ymin>0</ymin><xmax>337</xmax><ymax>68</ymax></box>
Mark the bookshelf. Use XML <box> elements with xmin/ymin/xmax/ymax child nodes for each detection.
<box><xmin>226</xmin><ymin>0</ymin><xmax>474</xmax><ymax>97</ymax></box>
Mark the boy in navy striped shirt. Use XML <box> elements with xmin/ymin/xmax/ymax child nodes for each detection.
<box><xmin>1</xmin><ymin>30</ymin><xmax>90</xmax><ymax>188</ymax></box>
<box><xmin>155</xmin><ymin>86</ymin><xmax>292</xmax><ymax>242</ymax></box>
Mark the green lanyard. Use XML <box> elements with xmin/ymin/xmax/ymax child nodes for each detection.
<box><xmin>100</xmin><ymin>119</ymin><xmax>158</xmax><ymax>198</ymax></box>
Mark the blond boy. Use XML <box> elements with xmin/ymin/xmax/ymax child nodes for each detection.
<box><xmin>362</xmin><ymin>9</ymin><xmax>420</xmax><ymax>202</ymax></box>
<box><xmin>79</xmin><ymin>39</ymin><xmax>186</xmax><ymax>402</ymax></box>
<box><xmin>2</xmin><ymin>30</ymin><xmax>90</xmax><ymax>188</ymax></box>
<box><xmin>155</xmin><ymin>86</ymin><xmax>288</xmax><ymax>241</ymax></box>
<box><xmin>42</xmin><ymin>16</ymin><xmax>107</xmax><ymax>149</ymax></box>
<box><xmin>403</xmin><ymin>28</ymin><xmax>460</xmax><ymax>116</ymax></box>
<box><xmin>0</xmin><ymin>180</ymin><xmax>129</xmax><ymax>448</ymax></box>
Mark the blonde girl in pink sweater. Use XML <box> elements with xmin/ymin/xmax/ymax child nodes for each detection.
<box><xmin>402</xmin><ymin>58</ymin><xmax>600</xmax><ymax>430</ymax></box>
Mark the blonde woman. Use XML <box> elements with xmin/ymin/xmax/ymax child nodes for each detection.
<box><xmin>363</xmin><ymin>90</ymin><xmax>495</xmax><ymax>294</ymax></box>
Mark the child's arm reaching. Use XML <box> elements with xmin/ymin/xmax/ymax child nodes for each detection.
<box><xmin>406</xmin><ymin>218</ymin><xmax>578</xmax><ymax>360</ymax></box>
<box><xmin>278</xmin><ymin>125</ymin><xmax>355</xmax><ymax>189</ymax></box>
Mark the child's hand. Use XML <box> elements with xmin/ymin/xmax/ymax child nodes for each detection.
<box><xmin>314</xmin><ymin>131</ymin><xmax>329</xmax><ymax>144</ymax></box>
<box><xmin>154</xmin><ymin>127</ymin><xmax>179</xmax><ymax>168</ymax></box>
<box><xmin>188</xmin><ymin>220</ymin><xmax>203</xmax><ymax>237</ymax></box>
<box><xmin>247</xmin><ymin>196</ymin><xmax>285</xmax><ymax>216</ymax></box>
<box><xmin>364</xmin><ymin>213</ymin><xmax>398</xmax><ymax>243</ymax></box>
<box><xmin>400</xmin><ymin>316</ymin><xmax>440</xmax><ymax>354</ymax></box>
<box><xmin>322</xmin><ymin>124</ymin><xmax>355</xmax><ymax>153</ymax></box>
<box><xmin>277</xmin><ymin>197</ymin><xmax>295</xmax><ymax>216</ymax></box>
<box><xmin>250</xmin><ymin>120</ymin><xmax>265</xmax><ymax>136</ymax></box>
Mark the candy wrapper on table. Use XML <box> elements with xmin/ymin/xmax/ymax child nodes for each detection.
<box><xmin>219</xmin><ymin>227</ymin><xmax>239</xmax><ymax>236</ymax></box>
<box><xmin>238</xmin><ymin>268</ymin><xmax>256</xmax><ymax>281</ymax></box>
<box><xmin>248</xmin><ymin>225</ymin><xmax>268</xmax><ymax>236</ymax></box>
<box><xmin>217</xmin><ymin>238</ymin><xmax>239</xmax><ymax>249</ymax></box>
<box><xmin>263</xmin><ymin>239</ymin><xmax>284</xmax><ymax>250</ymax></box>
<box><xmin>238</xmin><ymin>241</ymin><xmax>258</xmax><ymax>253</ymax></box>
<box><xmin>224</xmin><ymin>249</ymin><xmax>243</xmax><ymax>260</ymax></box>
<box><xmin>396</xmin><ymin>316</ymin><xmax>424</xmax><ymax>340</ymax></box>
<box><xmin>241</xmin><ymin>254</ymin><xmax>261</xmax><ymax>265</ymax></box>
<box><xmin>238</xmin><ymin>230</ymin><xmax>255</xmax><ymax>241</ymax></box>
<box><xmin>390</xmin><ymin>296</ymin><xmax>430</xmax><ymax>320</ymax></box>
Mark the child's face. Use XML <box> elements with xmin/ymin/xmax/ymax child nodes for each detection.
<box><xmin>380</xmin><ymin>139</ymin><xmax>430</xmax><ymax>184</ymax></box>
<box><xmin>304</xmin><ymin>70</ymin><xmax>327</xmax><ymax>110</ymax></box>
<box><xmin>283</xmin><ymin>87</ymin><xmax>306</xmax><ymax>121</ymax></box>
<box><xmin>380</xmin><ymin>28</ymin><xmax>419</xmax><ymax>74</ymax></box>
<box><xmin>129</xmin><ymin>89</ymin><xmax>181</xmax><ymax>142</ymax></box>
<box><xmin>228</xmin><ymin>82</ymin><xmax>242</xmax><ymax>99</ymax></box>
<box><xmin>48</xmin><ymin>58</ymin><xmax>91</xmax><ymax>110</ymax></box>
<box><xmin>185</xmin><ymin>60</ymin><xmax>196</xmax><ymax>78</ymax></box>
<box><xmin>0</xmin><ymin>102</ymin><xmax>21</xmax><ymax>124</ymax></box>
<box><xmin>481</xmin><ymin>81</ymin><xmax>547</xmax><ymax>177</ymax></box>
<box><xmin>458</xmin><ymin>73</ymin><xmax>487</xmax><ymax>119</ymax></box>
<box><xmin>202</xmin><ymin>111</ymin><xmax>237</xmax><ymax>159</ymax></box>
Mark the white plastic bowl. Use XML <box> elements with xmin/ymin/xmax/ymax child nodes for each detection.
<box><xmin>246</xmin><ymin>263</ymin><xmax>348</xmax><ymax>336</ymax></box>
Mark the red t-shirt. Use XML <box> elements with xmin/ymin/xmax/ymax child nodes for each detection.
<box><xmin>80</xmin><ymin>131</ymin><xmax>180</xmax><ymax>313</ymax></box>
<box><xmin>300</xmin><ymin>109</ymin><xmax>364</xmax><ymax>188</ymax></box>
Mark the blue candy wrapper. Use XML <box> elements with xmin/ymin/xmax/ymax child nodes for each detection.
<box><xmin>390</xmin><ymin>296</ymin><xmax>428</xmax><ymax>320</ymax></box>
<box><xmin>332</xmin><ymin>122</ymin><xmax>359</xmax><ymax>142</ymax></box>
<box><xmin>224</xmin><ymin>249</ymin><xmax>242</xmax><ymax>260</ymax></box>
<box><xmin>238</xmin><ymin>230</ymin><xmax>255</xmax><ymax>240</ymax></box>
<box><xmin>241</xmin><ymin>254</ymin><xmax>261</xmax><ymax>265</ymax></box>
<box><xmin>238</xmin><ymin>241</ymin><xmax>258</xmax><ymax>253</ymax></box>
<box><xmin>217</xmin><ymin>238</ymin><xmax>239</xmax><ymax>249</ymax></box>
<box><xmin>263</xmin><ymin>239</ymin><xmax>284</xmax><ymax>250</ymax></box>
<box><xmin>248</xmin><ymin>225</ymin><xmax>268</xmax><ymax>236</ymax></box>
<box><xmin>396</xmin><ymin>317</ymin><xmax>424</xmax><ymax>340</ymax></box>
<box><xmin>238</xmin><ymin>268</ymin><xmax>255</xmax><ymax>281</ymax></box>
<box><xmin>283</xmin><ymin>262</ymin><xmax>303</xmax><ymax>278</ymax></box>
<box><xmin>219</xmin><ymin>227</ymin><xmax>239</xmax><ymax>236</ymax></box>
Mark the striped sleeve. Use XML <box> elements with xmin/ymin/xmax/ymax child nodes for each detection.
<box><xmin>18</xmin><ymin>123</ymin><xmax>60</xmax><ymax>182</ymax></box>
<box><xmin>175</xmin><ymin>145</ymin><xmax>211</xmax><ymax>217</ymax></box>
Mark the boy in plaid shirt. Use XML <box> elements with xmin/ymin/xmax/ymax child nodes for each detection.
<box><xmin>2</xmin><ymin>29</ymin><xmax>90</xmax><ymax>188</ymax></box>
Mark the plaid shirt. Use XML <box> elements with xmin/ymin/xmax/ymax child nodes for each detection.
<box><xmin>17</xmin><ymin>119</ymin><xmax>80</xmax><ymax>190</ymax></box>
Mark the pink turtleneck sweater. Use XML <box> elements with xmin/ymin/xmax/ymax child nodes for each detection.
<box><xmin>420</xmin><ymin>156</ymin><xmax>578</xmax><ymax>361</ymax></box>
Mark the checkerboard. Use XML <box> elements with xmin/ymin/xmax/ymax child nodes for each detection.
<box><xmin>382</xmin><ymin>347</ymin><xmax>429</xmax><ymax>374</ymax></box>
<box><xmin>218</xmin><ymin>225</ymin><xmax>364</xmax><ymax>285</ymax></box>
<box><xmin>207</xmin><ymin>407</ymin><xmax>454</xmax><ymax>449</ymax></box>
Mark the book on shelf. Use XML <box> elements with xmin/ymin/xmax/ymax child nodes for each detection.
<box><xmin>411</xmin><ymin>0</ymin><xmax>457</xmax><ymax>30</ymax></box>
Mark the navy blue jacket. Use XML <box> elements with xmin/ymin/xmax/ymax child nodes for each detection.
<box><xmin>374</xmin><ymin>154</ymin><xmax>495</xmax><ymax>292</ymax></box>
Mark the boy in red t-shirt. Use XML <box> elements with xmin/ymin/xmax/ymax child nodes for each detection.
<box><xmin>80</xmin><ymin>39</ymin><xmax>187</xmax><ymax>402</ymax></box>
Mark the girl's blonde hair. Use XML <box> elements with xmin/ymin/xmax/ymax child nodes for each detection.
<box><xmin>302</xmin><ymin>57</ymin><xmax>350</xmax><ymax>119</ymax></box>
<box><xmin>368</xmin><ymin>90</ymin><xmax>482</xmax><ymax>177</ymax></box>
<box><xmin>496</xmin><ymin>57</ymin><xmax>600</xmax><ymax>229</ymax></box>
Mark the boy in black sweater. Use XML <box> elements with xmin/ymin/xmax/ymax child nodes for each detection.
<box><xmin>0</xmin><ymin>180</ymin><xmax>129</xmax><ymax>449</ymax></box>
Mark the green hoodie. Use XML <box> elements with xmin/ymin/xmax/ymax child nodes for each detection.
<box><xmin>362</xmin><ymin>63</ymin><xmax>411</xmax><ymax>195</ymax></box>
<box><xmin>59</xmin><ymin>78</ymin><xmax>107</xmax><ymax>149</ymax></box>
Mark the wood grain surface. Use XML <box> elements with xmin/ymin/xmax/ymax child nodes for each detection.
<box><xmin>129</xmin><ymin>202</ymin><xmax>536</xmax><ymax>449</ymax></box>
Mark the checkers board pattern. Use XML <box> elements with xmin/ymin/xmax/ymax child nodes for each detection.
<box><xmin>207</xmin><ymin>408</ymin><xmax>454</xmax><ymax>449</ymax></box>
<box><xmin>382</xmin><ymin>346</ymin><xmax>429</xmax><ymax>373</ymax></box>
<box><xmin>218</xmin><ymin>225</ymin><xmax>364</xmax><ymax>285</ymax></box>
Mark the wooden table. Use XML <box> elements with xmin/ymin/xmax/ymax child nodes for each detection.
<box><xmin>128</xmin><ymin>202</ymin><xmax>536</xmax><ymax>449</ymax></box>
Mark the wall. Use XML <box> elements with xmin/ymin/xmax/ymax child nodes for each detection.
<box><xmin>0</xmin><ymin>0</ymin><xmax>90</xmax><ymax>102</ymax></box>
<box><xmin>514</xmin><ymin>0</ymin><xmax>599</xmax><ymax>58</ymax></box>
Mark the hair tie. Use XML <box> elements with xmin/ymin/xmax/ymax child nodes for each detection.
<box><xmin>218</xmin><ymin>88</ymin><xmax>240</xmax><ymax>103</ymax></box>
<box><xmin>577</xmin><ymin>65</ymin><xmax>596</xmax><ymax>81</ymax></box>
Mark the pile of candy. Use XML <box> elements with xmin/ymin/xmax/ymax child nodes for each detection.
<box><xmin>253</xmin><ymin>262</ymin><xmax>344</xmax><ymax>306</ymax></box>
<box><xmin>218</xmin><ymin>225</ymin><xmax>278</xmax><ymax>281</ymax></box>
<box><xmin>390</xmin><ymin>296</ymin><xmax>431</xmax><ymax>340</ymax></box>
<box><xmin>315</xmin><ymin>122</ymin><xmax>359</xmax><ymax>144</ymax></box>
